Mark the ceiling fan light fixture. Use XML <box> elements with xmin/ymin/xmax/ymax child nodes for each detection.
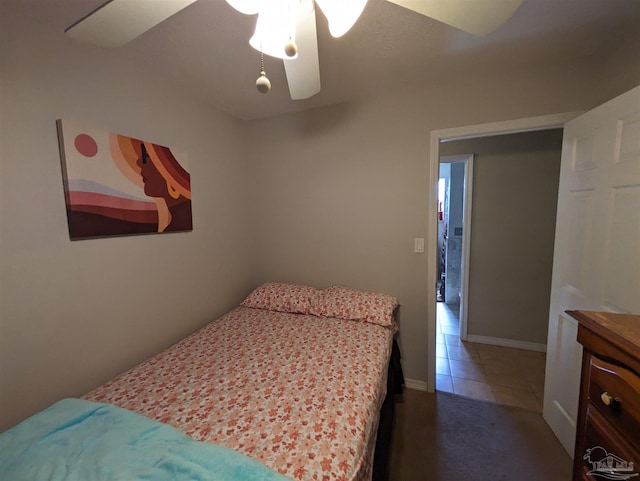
<box><xmin>249</xmin><ymin>9</ymin><xmax>298</xmax><ymax>59</ymax></box>
<box><xmin>315</xmin><ymin>0</ymin><xmax>368</xmax><ymax>38</ymax></box>
<box><xmin>225</xmin><ymin>0</ymin><xmax>262</xmax><ymax>15</ymax></box>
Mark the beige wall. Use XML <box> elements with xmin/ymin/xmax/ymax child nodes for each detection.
<box><xmin>440</xmin><ymin>130</ymin><xmax>563</xmax><ymax>345</ymax></box>
<box><xmin>0</xmin><ymin>4</ymin><xmax>255</xmax><ymax>431</ymax></box>
<box><xmin>244</xmin><ymin>68</ymin><xmax>640</xmax><ymax>384</ymax></box>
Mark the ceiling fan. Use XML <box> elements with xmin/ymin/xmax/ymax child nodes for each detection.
<box><xmin>65</xmin><ymin>0</ymin><xmax>523</xmax><ymax>100</ymax></box>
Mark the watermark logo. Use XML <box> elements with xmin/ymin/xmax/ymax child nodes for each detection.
<box><xmin>584</xmin><ymin>446</ymin><xmax>638</xmax><ymax>480</ymax></box>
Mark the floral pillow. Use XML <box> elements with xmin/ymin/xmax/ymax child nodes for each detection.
<box><xmin>241</xmin><ymin>282</ymin><xmax>317</xmax><ymax>314</ymax></box>
<box><xmin>309</xmin><ymin>286</ymin><xmax>399</xmax><ymax>327</ymax></box>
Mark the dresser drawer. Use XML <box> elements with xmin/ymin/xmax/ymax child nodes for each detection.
<box><xmin>578</xmin><ymin>404</ymin><xmax>640</xmax><ymax>480</ymax></box>
<box><xmin>587</xmin><ymin>354</ymin><xmax>640</xmax><ymax>448</ymax></box>
<box><xmin>570</xmin><ymin>311</ymin><xmax>640</xmax><ymax>481</ymax></box>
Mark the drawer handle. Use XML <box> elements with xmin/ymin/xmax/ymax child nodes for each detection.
<box><xmin>600</xmin><ymin>391</ymin><xmax>619</xmax><ymax>407</ymax></box>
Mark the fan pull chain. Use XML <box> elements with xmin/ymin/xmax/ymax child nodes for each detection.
<box><xmin>284</xmin><ymin>0</ymin><xmax>298</xmax><ymax>57</ymax></box>
<box><xmin>256</xmin><ymin>42</ymin><xmax>271</xmax><ymax>93</ymax></box>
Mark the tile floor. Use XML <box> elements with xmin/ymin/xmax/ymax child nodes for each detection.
<box><xmin>435</xmin><ymin>302</ymin><xmax>546</xmax><ymax>412</ymax></box>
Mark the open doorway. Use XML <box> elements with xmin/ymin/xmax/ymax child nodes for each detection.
<box><xmin>432</xmin><ymin>128</ymin><xmax>565</xmax><ymax>411</ymax></box>
<box><xmin>436</xmin><ymin>155</ymin><xmax>473</xmax><ymax>342</ymax></box>
<box><xmin>426</xmin><ymin>112</ymin><xmax>577</xmax><ymax>396</ymax></box>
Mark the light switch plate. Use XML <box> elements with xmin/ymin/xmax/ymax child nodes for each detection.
<box><xmin>414</xmin><ymin>237</ymin><xmax>425</xmax><ymax>253</ymax></box>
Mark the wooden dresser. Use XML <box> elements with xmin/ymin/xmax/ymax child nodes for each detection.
<box><xmin>569</xmin><ymin>310</ymin><xmax>640</xmax><ymax>481</ymax></box>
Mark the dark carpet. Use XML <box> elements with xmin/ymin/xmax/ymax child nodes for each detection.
<box><xmin>388</xmin><ymin>389</ymin><xmax>572</xmax><ymax>481</ymax></box>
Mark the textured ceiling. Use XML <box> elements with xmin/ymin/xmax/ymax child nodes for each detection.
<box><xmin>7</xmin><ymin>0</ymin><xmax>640</xmax><ymax>119</ymax></box>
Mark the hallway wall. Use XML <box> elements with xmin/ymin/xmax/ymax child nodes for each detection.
<box><xmin>440</xmin><ymin>129</ymin><xmax>563</xmax><ymax>346</ymax></box>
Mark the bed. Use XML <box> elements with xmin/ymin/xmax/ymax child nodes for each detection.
<box><xmin>0</xmin><ymin>283</ymin><xmax>403</xmax><ymax>481</ymax></box>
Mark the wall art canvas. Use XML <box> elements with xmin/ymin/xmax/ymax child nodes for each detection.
<box><xmin>57</xmin><ymin>119</ymin><xmax>192</xmax><ymax>239</ymax></box>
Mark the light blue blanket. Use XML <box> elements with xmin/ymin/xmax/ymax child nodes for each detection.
<box><xmin>0</xmin><ymin>398</ymin><xmax>292</xmax><ymax>481</ymax></box>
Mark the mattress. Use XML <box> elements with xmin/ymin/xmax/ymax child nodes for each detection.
<box><xmin>85</xmin><ymin>306</ymin><xmax>395</xmax><ymax>481</ymax></box>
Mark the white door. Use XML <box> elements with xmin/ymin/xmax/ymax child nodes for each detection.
<box><xmin>543</xmin><ymin>85</ymin><xmax>640</xmax><ymax>455</ymax></box>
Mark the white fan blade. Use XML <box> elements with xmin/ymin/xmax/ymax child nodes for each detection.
<box><xmin>283</xmin><ymin>7</ymin><xmax>320</xmax><ymax>100</ymax></box>
<box><xmin>65</xmin><ymin>0</ymin><xmax>198</xmax><ymax>48</ymax></box>
<box><xmin>386</xmin><ymin>0</ymin><xmax>523</xmax><ymax>36</ymax></box>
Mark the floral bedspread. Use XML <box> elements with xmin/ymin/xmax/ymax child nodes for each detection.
<box><xmin>84</xmin><ymin>306</ymin><xmax>395</xmax><ymax>481</ymax></box>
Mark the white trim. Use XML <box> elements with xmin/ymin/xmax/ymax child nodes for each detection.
<box><xmin>426</xmin><ymin>111</ymin><xmax>582</xmax><ymax>394</ymax></box>
<box><xmin>460</xmin><ymin>155</ymin><xmax>473</xmax><ymax>342</ymax></box>
<box><xmin>465</xmin><ymin>335</ymin><xmax>547</xmax><ymax>352</ymax></box>
<box><xmin>404</xmin><ymin>378</ymin><xmax>428</xmax><ymax>392</ymax></box>
<box><xmin>435</xmin><ymin>112</ymin><xmax>583</xmax><ymax>142</ymax></box>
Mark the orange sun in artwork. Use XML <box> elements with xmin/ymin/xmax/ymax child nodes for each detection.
<box><xmin>74</xmin><ymin>134</ymin><xmax>98</xmax><ymax>157</ymax></box>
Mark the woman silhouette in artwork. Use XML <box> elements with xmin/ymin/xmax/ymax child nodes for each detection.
<box><xmin>136</xmin><ymin>142</ymin><xmax>192</xmax><ymax>232</ymax></box>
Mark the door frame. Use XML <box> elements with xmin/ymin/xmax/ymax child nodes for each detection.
<box><xmin>439</xmin><ymin>154</ymin><xmax>474</xmax><ymax>341</ymax></box>
<box><xmin>426</xmin><ymin>111</ymin><xmax>583</xmax><ymax>393</ymax></box>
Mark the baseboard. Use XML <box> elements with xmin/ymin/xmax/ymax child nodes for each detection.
<box><xmin>466</xmin><ymin>334</ymin><xmax>547</xmax><ymax>352</ymax></box>
<box><xmin>404</xmin><ymin>378</ymin><xmax>428</xmax><ymax>391</ymax></box>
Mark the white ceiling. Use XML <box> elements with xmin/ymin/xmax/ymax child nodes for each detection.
<box><xmin>10</xmin><ymin>0</ymin><xmax>640</xmax><ymax>120</ymax></box>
